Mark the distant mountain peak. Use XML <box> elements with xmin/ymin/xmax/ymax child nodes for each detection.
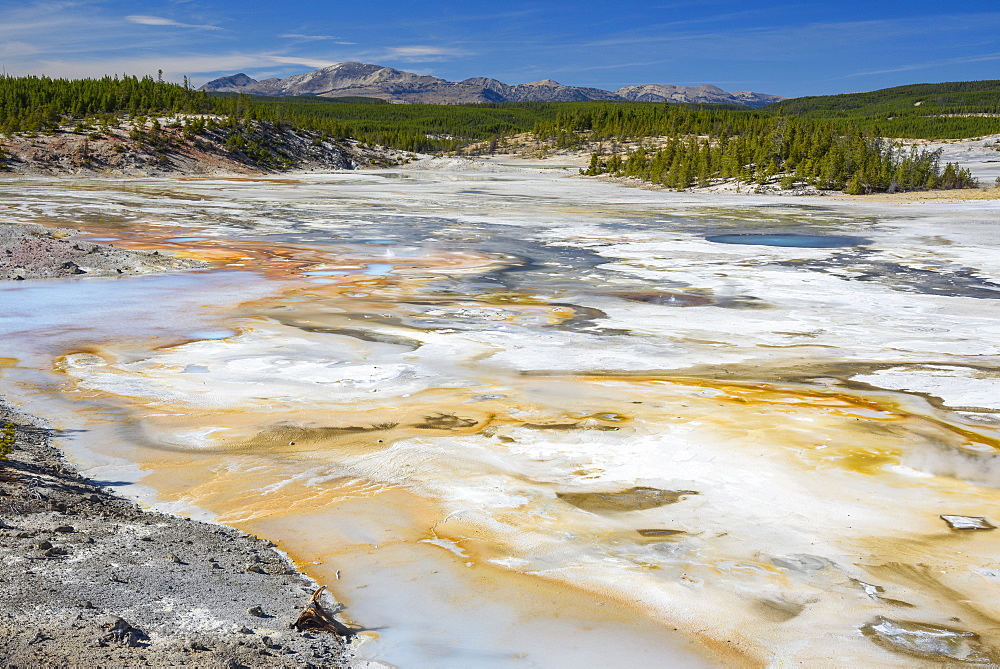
<box><xmin>202</xmin><ymin>73</ymin><xmax>258</xmax><ymax>92</ymax></box>
<box><xmin>200</xmin><ymin>64</ymin><xmax>785</xmax><ymax>108</ymax></box>
<box><xmin>614</xmin><ymin>83</ymin><xmax>784</xmax><ymax>107</ymax></box>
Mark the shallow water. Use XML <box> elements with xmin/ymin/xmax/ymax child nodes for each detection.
<box><xmin>706</xmin><ymin>233</ymin><xmax>870</xmax><ymax>247</ymax></box>
<box><xmin>2</xmin><ymin>171</ymin><xmax>1000</xmax><ymax>667</ymax></box>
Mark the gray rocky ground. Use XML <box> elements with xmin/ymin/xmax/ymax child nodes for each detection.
<box><xmin>0</xmin><ymin>120</ymin><xmax>405</xmax><ymax>177</ymax></box>
<box><xmin>0</xmin><ymin>400</ymin><xmax>353</xmax><ymax>668</ymax></box>
<box><xmin>0</xmin><ymin>222</ymin><xmax>205</xmax><ymax>281</ymax></box>
<box><xmin>0</xmin><ymin>222</ymin><xmax>357</xmax><ymax>667</ymax></box>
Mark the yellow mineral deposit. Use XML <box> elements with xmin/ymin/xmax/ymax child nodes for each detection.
<box><xmin>53</xmin><ymin>328</ymin><xmax>1000</xmax><ymax>666</ymax></box>
<box><xmin>3</xmin><ymin>171</ymin><xmax>1000</xmax><ymax>666</ymax></box>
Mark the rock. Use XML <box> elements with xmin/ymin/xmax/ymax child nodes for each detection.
<box><xmin>97</xmin><ymin>616</ymin><xmax>146</xmax><ymax>648</ymax></box>
<box><xmin>0</xmin><ymin>398</ymin><xmax>349</xmax><ymax>666</ymax></box>
<box><xmin>861</xmin><ymin>616</ymin><xmax>996</xmax><ymax>663</ymax></box>
<box><xmin>53</xmin><ymin>525</ymin><xmax>74</xmax><ymax>533</ymax></box>
<box><xmin>940</xmin><ymin>515</ymin><xmax>996</xmax><ymax>530</ymax></box>
<box><xmin>1</xmin><ymin>222</ymin><xmax>204</xmax><ymax>281</ymax></box>
<box><xmin>247</xmin><ymin>606</ymin><xmax>267</xmax><ymax>618</ymax></box>
<box><xmin>166</xmin><ymin>553</ymin><xmax>186</xmax><ymax>564</ymax></box>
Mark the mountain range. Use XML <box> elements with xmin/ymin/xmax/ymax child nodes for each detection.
<box><xmin>200</xmin><ymin>62</ymin><xmax>785</xmax><ymax>108</ymax></box>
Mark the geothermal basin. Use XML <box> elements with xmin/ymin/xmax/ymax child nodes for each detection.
<box><xmin>2</xmin><ymin>165</ymin><xmax>1000</xmax><ymax>667</ymax></box>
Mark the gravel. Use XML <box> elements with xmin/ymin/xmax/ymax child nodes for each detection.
<box><xmin>0</xmin><ymin>222</ymin><xmax>204</xmax><ymax>281</ymax></box>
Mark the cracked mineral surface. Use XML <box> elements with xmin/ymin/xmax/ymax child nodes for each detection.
<box><xmin>2</xmin><ymin>164</ymin><xmax>999</xmax><ymax>666</ymax></box>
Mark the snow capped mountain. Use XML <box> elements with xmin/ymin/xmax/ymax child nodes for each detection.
<box><xmin>201</xmin><ymin>63</ymin><xmax>785</xmax><ymax>107</ymax></box>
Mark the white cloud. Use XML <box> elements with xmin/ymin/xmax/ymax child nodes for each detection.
<box><xmin>266</xmin><ymin>55</ymin><xmax>341</xmax><ymax>68</ymax></box>
<box><xmin>0</xmin><ymin>41</ymin><xmax>43</xmax><ymax>58</ymax></box>
<box><xmin>383</xmin><ymin>45</ymin><xmax>467</xmax><ymax>62</ymax></box>
<box><xmin>1</xmin><ymin>2</ymin><xmax>118</xmax><ymax>43</ymax></box>
<box><xmin>0</xmin><ymin>51</ymin><xmax>350</xmax><ymax>83</ymax></box>
<box><xmin>12</xmin><ymin>53</ymin><xmax>263</xmax><ymax>80</ymax></box>
<box><xmin>843</xmin><ymin>51</ymin><xmax>1000</xmax><ymax>78</ymax></box>
<box><xmin>386</xmin><ymin>46</ymin><xmax>456</xmax><ymax>57</ymax></box>
<box><xmin>126</xmin><ymin>15</ymin><xmax>221</xmax><ymax>30</ymax></box>
<box><xmin>278</xmin><ymin>33</ymin><xmax>354</xmax><ymax>44</ymax></box>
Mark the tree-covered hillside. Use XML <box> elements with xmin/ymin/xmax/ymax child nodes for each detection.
<box><xmin>0</xmin><ymin>74</ymin><xmax>216</xmax><ymax>132</ymax></box>
<box><xmin>764</xmin><ymin>80</ymin><xmax>1000</xmax><ymax>137</ymax></box>
<box><xmin>0</xmin><ymin>76</ymin><xmax>749</xmax><ymax>152</ymax></box>
<box><xmin>6</xmin><ymin>74</ymin><xmax>1000</xmax><ymax>149</ymax></box>
<box><xmin>766</xmin><ymin>79</ymin><xmax>1000</xmax><ymax>120</ymax></box>
<box><xmin>0</xmin><ymin>75</ymin><xmax>557</xmax><ymax>152</ymax></box>
<box><xmin>0</xmin><ymin>74</ymin><xmax>994</xmax><ymax>191</ymax></box>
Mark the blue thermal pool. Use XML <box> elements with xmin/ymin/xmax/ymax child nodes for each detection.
<box><xmin>706</xmin><ymin>233</ymin><xmax>869</xmax><ymax>248</ymax></box>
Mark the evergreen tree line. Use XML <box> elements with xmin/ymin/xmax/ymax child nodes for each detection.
<box><xmin>0</xmin><ymin>74</ymin><xmax>215</xmax><ymax>133</ymax></box>
<box><xmin>769</xmin><ymin>79</ymin><xmax>1000</xmax><ymax>119</ymax></box>
<box><xmin>0</xmin><ymin>75</ymin><xmax>548</xmax><ymax>152</ymax></box>
<box><xmin>5</xmin><ymin>75</ymin><xmax>1000</xmax><ymax>149</ymax></box>
<box><xmin>0</xmin><ymin>74</ymin><xmax>995</xmax><ymax>188</ymax></box>
<box><xmin>581</xmin><ymin>118</ymin><xmax>978</xmax><ymax>193</ymax></box>
<box><xmin>534</xmin><ymin>102</ymin><xmax>1000</xmax><ymax>142</ymax></box>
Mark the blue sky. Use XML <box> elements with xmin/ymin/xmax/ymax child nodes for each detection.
<box><xmin>2</xmin><ymin>0</ymin><xmax>1000</xmax><ymax>97</ymax></box>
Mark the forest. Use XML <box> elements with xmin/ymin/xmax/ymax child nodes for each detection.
<box><xmin>769</xmin><ymin>79</ymin><xmax>1000</xmax><ymax>118</ymax></box>
<box><xmin>560</xmin><ymin>108</ymin><xmax>980</xmax><ymax>192</ymax></box>
<box><xmin>579</xmin><ymin>126</ymin><xmax>977</xmax><ymax>193</ymax></box>
<box><xmin>0</xmin><ymin>75</ymin><xmax>553</xmax><ymax>152</ymax></box>
<box><xmin>0</xmin><ymin>74</ymin><xmax>995</xmax><ymax>192</ymax></box>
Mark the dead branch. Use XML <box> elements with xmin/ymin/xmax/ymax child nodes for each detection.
<box><xmin>293</xmin><ymin>585</ymin><xmax>355</xmax><ymax>639</ymax></box>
